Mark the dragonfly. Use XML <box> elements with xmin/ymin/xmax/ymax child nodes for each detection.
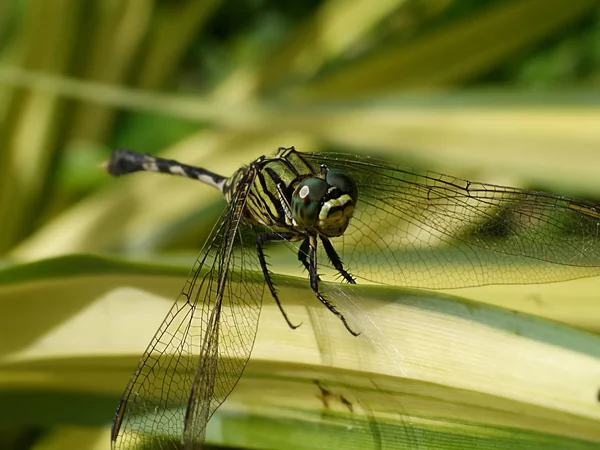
<box><xmin>105</xmin><ymin>147</ymin><xmax>600</xmax><ymax>449</ymax></box>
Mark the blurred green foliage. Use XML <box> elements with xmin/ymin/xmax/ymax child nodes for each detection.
<box><xmin>1</xmin><ymin>0</ymin><xmax>600</xmax><ymax>449</ymax></box>
<box><xmin>0</xmin><ymin>0</ymin><xmax>599</xmax><ymax>258</ymax></box>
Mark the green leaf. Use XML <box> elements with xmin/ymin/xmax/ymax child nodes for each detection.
<box><xmin>0</xmin><ymin>255</ymin><xmax>598</xmax><ymax>448</ymax></box>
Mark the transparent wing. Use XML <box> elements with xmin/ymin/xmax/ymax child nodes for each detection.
<box><xmin>309</xmin><ymin>282</ymin><xmax>422</xmax><ymax>449</ymax></box>
<box><xmin>111</xmin><ymin>176</ymin><xmax>264</xmax><ymax>449</ymax></box>
<box><xmin>304</xmin><ymin>152</ymin><xmax>600</xmax><ymax>288</ymax></box>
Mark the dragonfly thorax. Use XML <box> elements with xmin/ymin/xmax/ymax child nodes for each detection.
<box><xmin>291</xmin><ymin>169</ymin><xmax>358</xmax><ymax>237</ymax></box>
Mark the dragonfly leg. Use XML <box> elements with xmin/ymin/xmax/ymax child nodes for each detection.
<box><xmin>307</xmin><ymin>235</ymin><xmax>360</xmax><ymax>336</ymax></box>
<box><xmin>319</xmin><ymin>236</ymin><xmax>356</xmax><ymax>284</ymax></box>
<box><xmin>256</xmin><ymin>231</ymin><xmax>302</xmax><ymax>330</ymax></box>
<box><xmin>298</xmin><ymin>237</ymin><xmax>321</xmax><ymax>281</ymax></box>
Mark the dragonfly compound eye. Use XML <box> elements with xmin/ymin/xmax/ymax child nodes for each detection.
<box><xmin>292</xmin><ymin>178</ymin><xmax>328</xmax><ymax>227</ymax></box>
<box><xmin>292</xmin><ymin>171</ymin><xmax>358</xmax><ymax>237</ymax></box>
<box><xmin>326</xmin><ymin>170</ymin><xmax>358</xmax><ymax>204</ymax></box>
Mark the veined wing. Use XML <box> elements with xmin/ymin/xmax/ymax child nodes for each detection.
<box><xmin>303</xmin><ymin>152</ymin><xmax>600</xmax><ymax>288</ymax></box>
<box><xmin>111</xmin><ymin>170</ymin><xmax>264</xmax><ymax>449</ymax></box>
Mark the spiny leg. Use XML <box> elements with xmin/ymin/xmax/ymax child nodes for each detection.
<box><xmin>298</xmin><ymin>237</ymin><xmax>311</xmax><ymax>273</ymax></box>
<box><xmin>320</xmin><ymin>236</ymin><xmax>356</xmax><ymax>284</ymax></box>
<box><xmin>307</xmin><ymin>235</ymin><xmax>359</xmax><ymax>336</ymax></box>
<box><xmin>298</xmin><ymin>237</ymin><xmax>321</xmax><ymax>282</ymax></box>
<box><xmin>257</xmin><ymin>231</ymin><xmax>302</xmax><ymax>330</ymax></box>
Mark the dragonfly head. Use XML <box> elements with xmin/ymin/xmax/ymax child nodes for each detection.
<box><xmin>291</xmin><ymin>169</ymin><xmax>358</xmax><ymax>237</ymax></box>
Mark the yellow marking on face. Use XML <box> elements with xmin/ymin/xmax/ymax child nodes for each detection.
<box><xmin>317</xmin><ymin>195</ymin><xmax>355</xmax><ymax>237</ymax></box>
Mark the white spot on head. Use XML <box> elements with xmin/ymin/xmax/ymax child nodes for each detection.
<box><xmin>299</xmin><ymin>185</ymin><xmax>310</xmax><ymax>199</ymax></box>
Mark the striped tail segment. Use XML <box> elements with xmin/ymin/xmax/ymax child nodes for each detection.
<box><xmin>104</xmin><ymin>149</ymin><xmax>228</xmax><ymax>193</ymax></box>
